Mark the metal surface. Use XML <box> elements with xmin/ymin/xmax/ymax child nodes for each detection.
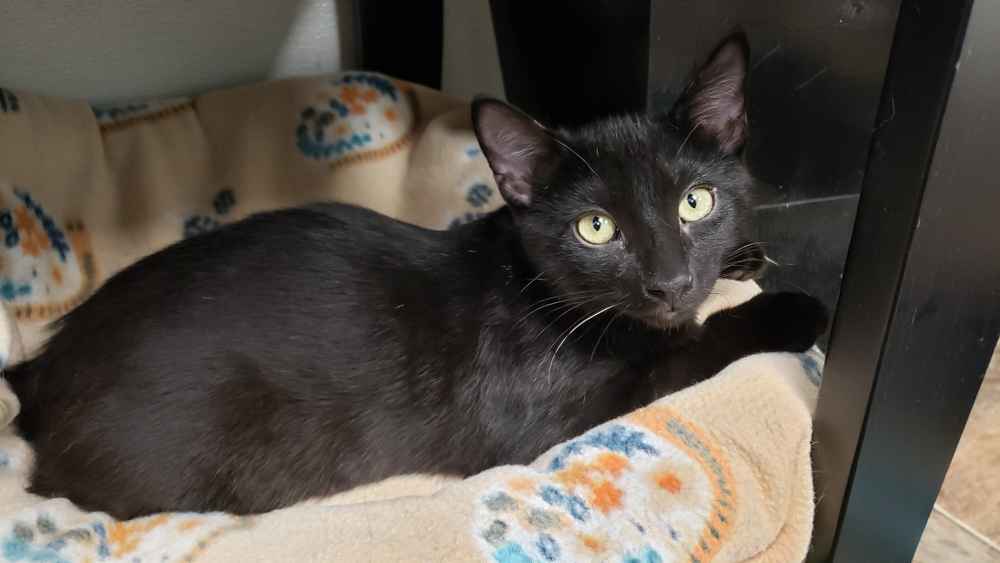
<box><xmin>649</xmin><ymin>0</ymin><xmax>900</xmax><ymax>205</ymax></box>
<box><xmin>489</xmin><ymin>0</ymin><xmax>650</xmax><ymax>128</ymax></box>
<box><xmin>353</xmin><ymin>0</ymin><xmax>443</xmax><ymax>90</ymax></box>
<box><xmin>811</xmin><ymin>0</ymin><xmax>1000</xmax><ymax>560</ymax></box>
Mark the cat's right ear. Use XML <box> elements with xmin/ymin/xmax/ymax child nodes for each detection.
<box><xmin>472</xmin><ymin>97</ymin><xmax>553</xmax><ymax>208</ymax></box>
<box><xmin>669</xmin><ymin>32</ymin><xmax>750</xmax><ymax>154</ymax></box>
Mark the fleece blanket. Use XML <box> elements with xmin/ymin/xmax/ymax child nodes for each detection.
<box><xmin>0</xmin><ymin>74</ymin><xmax>821</xmax><ymax>562</ymax></box>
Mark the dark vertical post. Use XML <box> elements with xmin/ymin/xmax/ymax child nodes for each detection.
<box><xmin>353</xmin><ymin>0</ymin><xmax>444</xmax><ymax>90</ymax></box>
<box><xmin>810</xmin><ymin>0</ymin><xmax>1000</xmax><ymax>561</ymax></box>
<box><xmin>489</xmin><ymin>0</ymin><xmax>650</xmax><ymax>128</ymax></box>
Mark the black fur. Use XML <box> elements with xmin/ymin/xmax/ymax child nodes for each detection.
<box><xmin>5</xmin><ymin>33</ymin><xmax>828</xmax><ymax>519</ymax></box>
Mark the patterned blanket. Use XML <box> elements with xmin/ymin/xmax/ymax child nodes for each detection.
<box><xmin>0</xmin><ymin>73</ymin><xmax>819</xmax><ymax>562</ymax></box>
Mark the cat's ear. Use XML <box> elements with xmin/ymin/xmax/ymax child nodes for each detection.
<box><xmin>671</xmin><ymin>32</ymin><xmax>750</xmax><ymax>154</ymax></box>
<box><xmin>472</xmin><ymin>97</ymin><xmax>553</xmax><ymax>208</ymax></box>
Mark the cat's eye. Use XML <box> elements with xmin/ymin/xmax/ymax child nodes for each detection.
<box><xmin>576</xmin><ymin>214</ymin><xmax>617</xmax><ymax>245</ymax></box>
<box><xmin>678</xmin><ymin>186</ymin><xmax>715</xmax><ymax>223</ymax></box>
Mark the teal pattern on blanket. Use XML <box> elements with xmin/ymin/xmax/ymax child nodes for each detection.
<box><xmin>445</xmin><ymin>177</ymin><xmax>500</xmax><ymax>230</ymax></box>
<box><xmin>183</xmin><ymin>188</ymin><xmax>237</xmax><ymax>239</ymax></box>
<box><xmin>0</xmin><ymin>502</ymin><xmax>249</xmax><ymax>563</ymax></box>
<box><xmin>795</xmin><ymin>347</ymin><xmax>825</xmax><ymax>386</ymax></box>
<box><xmin>295</xmin><ymin>72</ymin><xmax>413</xmax><ymax>167</ymax></box>
<box><xmin>1</xmin><ymin>516</ymin><xmax>104</xmax><ymax>563</ymax></box>
<box><xmin>91</xmin><ymin>97</ymin><xmax>191</xmax><ymax>125</ymax></box>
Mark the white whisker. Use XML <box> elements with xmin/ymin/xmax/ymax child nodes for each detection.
<box><xmin>550</xmin><ymin>136</ymin><xmax>599</xmax><ymax>179</ymax></box>
<box><xmin>546</xmin><ymin>302</ymin><xmax>620</xmax><ymax>385</ymax></box>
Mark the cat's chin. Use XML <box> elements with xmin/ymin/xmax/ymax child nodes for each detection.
<box><xmin>627</xmin><ymin>307</ymin><xmax>697</xmax><ymax>330</ymax></box>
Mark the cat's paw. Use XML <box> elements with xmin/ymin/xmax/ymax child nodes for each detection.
<box><xmin>747</xmin><ymin>292</ymin><xmax>830</xmax><ymax>352</ymax></box>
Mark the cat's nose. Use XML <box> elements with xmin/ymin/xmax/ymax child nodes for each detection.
<box><xmin>645</xmin><ymin>274</ymin><xmax>693</xmax><ymax>306</ymax></box>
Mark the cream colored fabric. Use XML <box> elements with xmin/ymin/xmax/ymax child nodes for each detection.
<box><xmin>0</xmin><ymin>75</ymin><xmax>817</xmax><ymax>562</ymax></box>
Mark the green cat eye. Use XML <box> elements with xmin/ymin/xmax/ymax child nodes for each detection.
<box><xmin>577</xmin><ymin>213</ymin><xmax>617</xmax><ymax>245</ymax></box>
<box><xmin>678</xmin><ymin>186</ymin><xmax>715</xmax><ymax>223</ymax></box>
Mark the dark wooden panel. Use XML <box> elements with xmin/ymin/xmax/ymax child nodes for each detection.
<box><xmin>353</xmin><ymin>0</ymin><xmax>443</xmax><ymax>90</ymax></box>
<box><xmin>490</xmin><ymin>0</ymin><xmax>650</xmax><ymax>127</ymax></box>
<box><xmin>811</xmin><ymin>1</ymin><xmax>1000</xmax><ymax>560</ymax></box>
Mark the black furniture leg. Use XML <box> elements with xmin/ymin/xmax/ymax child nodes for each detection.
<box><xmin>489</xmin><ymin>0</ymin><xmax>650</xmax><ymax>128</ymax></box>
<box><xmin>353</xmin><ymin>0</ymin><xmax>444</xmax><ymax>90</ymax></box>
<box><xmin>810</xmin><ymin>1</ymin><xmax>1000</xmax><ymax>561</ymax></box>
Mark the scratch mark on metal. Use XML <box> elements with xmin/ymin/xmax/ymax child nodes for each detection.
<box><xmin>874</xmin><ymin>96</ymin><xmax>896</xmax><ymax>131</ymax></box>
<box><xmin>753</xmin><ymin>45</ymin><xmax>782</xmax><ymax>69</ymax></box>
<box><xmin>795</xmin><ymin>67</ymin><xmax>829</xmax><ymax>90</ymax></box>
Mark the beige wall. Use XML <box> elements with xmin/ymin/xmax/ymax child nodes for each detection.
<box><xmin>0</xmin><ymin>0</ymin><xmax>504</xmax><ymax>104</ymax></box>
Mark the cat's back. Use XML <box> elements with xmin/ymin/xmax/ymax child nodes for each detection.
<box><xmin>9</xmin><ymin>201</ymin><xmax>496</xmax><ymax>515</ymax></box>
<box><xmin>18</xmin><ymin>201</ymin><xmax>470</xmax><ymax>408</ymax></box>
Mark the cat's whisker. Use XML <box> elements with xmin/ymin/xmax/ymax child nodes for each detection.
<box><xmin>538</xmin><ymin>294</ymin><xmax>611</xmax><ymax>336</ymax></box>
<box><xmin>590</xmin><ymin>304</ymin><xmax>627</xmax><ymax>364</ymax></box>
<box><xmin>534</xmin><ymin>294</ymin><xmax>615</xmax><ymax>349</ymax></box>
<box><xmin>517</xmin><ymin>271</ymin><xmax>548</xmax><ymax>295</ymax></box>
<box><xmin>677</xmin><ymin>123</ymin><xmax>700</xmax><ymax>155</ymax></box>
<box><xmin>516</xmin><ymin>289</ymin><xmax>606</xmax><ymax>312</ymax></box>
<box><xmin>551</xmin><ymin>137</ymin><xmax>600</xmax><ymax>180</ymax></box>
<box><xmin>728</xmin><ymin>242</ymin><xmax>761</xmax><ymax>254</ymax></box>
<box><xmin>512</xmin><ymin>300</ymin><xmax>576</xmax><ymax>331</ymax></box>
<box><xmin>547</xmin><ymin>300</ymin><xmax>622</xmax><ymax>386</ymax></box>
<box><xmin>522</xmin><ymin>290</ymin><xmax>606</xmax><ymax>310</ymax></box>
<box><xmin>777</xmin><ymin>279</ymin><xmax>813</xmax><ymax>296</ymax></box>
<box><xmin>720</xmin><ymin>258</ymin><xmax>759</xmax><ymax>270</ymax></box>
<box><xmin>511</xmin><ymin>290</ymin><xmax>609</xmax><ymax>332</ymax></box>
<box><xmin>535</xmin><ymin>289</ymin><xmax>606</xmax><ymax>302</ymax></box>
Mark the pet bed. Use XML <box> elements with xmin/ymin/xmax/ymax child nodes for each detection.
<box><xmin>0</xmin><ymin>73</ymin><xmax>820</xmax><ymax>562</ymax></box>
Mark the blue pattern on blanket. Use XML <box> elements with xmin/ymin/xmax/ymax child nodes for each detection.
<box><xmin>13</xmin><ymin>190</ymin><xmax>69</xmax><ymax>262</ymax></box>
<box><xmin>795</xmin><ymin>347</ymin><xmax>825</xmax><ymax>386</ymax></box>
<box><xmin>474</xmin><ymin>406</ymin><xmax>738</xmax><ymax>563</ymax></box>
<box><xmin>549</xmin><ymin>425</ymin><xmax>660</xmax><ymax>471</ymax></box>
<box><xmin>182</xmin><ymin>188</ymin><xmax>237</xmax><ymax>239</ymax></box>
<box><xmin>295</xmin><ymin>72</ymin><xmax>413</xmax><ymax>168</ymax></box>
<box><xmin>1</xmin><ymin>516</ymin><xmax>97</xmax><ymax>563</ymax></box>
<box><xmin>0</xmin><ymin>185</ymin><xmax>97</xmax><ymax>322</ymax></box>
<box><xmin>0</xmin><ymin>505</ymin><xmax>246</xmax><ymax>563</ymax></box>
<box><xmin>466</xmin><ymin>184</ymin><xmax>493</xmax><ymax>208</ymax></box>
<box><xmin>446</xmin><ymin>179</ymin><xmax>499</xmax><ymax>229</ymax></box>
<box><xmin>91</xmin><ymin>98</ymin><xmax>191</xmax><ymax>125</ymax></box>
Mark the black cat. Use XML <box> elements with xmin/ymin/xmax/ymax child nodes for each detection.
<box><xmin>5</xmin><ymin>33</ymin><xmax>827</xmax><ymax>519</ymax></box>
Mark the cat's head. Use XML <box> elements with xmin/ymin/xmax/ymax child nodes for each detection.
<box><xmin>473</xmin><ymin>33</ymin><xmax>766</xmax><ymax>328</ymax></box>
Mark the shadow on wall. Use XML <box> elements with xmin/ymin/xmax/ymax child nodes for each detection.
<box><xmin>0</xmin><ymin>0</ymin><xmax>353</xmax><ymax>104</ymax></box>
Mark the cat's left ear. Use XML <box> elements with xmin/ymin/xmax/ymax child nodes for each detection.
<box><xmin>671</xmin><ymin>32</ymin><xmax>750</xmax><ymax>154</ymax></box>
<box><xmin>472</xmin><ymin>97</ymin><xmax>554</xmax><ymax>208</ymax></box>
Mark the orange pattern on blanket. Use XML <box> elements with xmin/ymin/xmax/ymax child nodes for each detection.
<box><xmin>579</xmin><ymin>533</ymin><xmax>605</xmax><ymax>552</ymax></box>
<box><xmin>508</xmin><ymin>476</ymin><xmax>535</xmax><ymax>494</ymax></box>
<box><xmin>553</xmin><ymin>452</ymin><xmax>630</xmax><ymax>515</ymax></box>
<box><xmin>655</xmin><ymin>471</ymin><xmax>683</xmax><ymax>494</ymax></box>
<box><xmin>107</xmin><ymin>514</ymin><xmax>170</xmax><ymax>556</ymax></box>
<box><xmin>0</xmin><ymin>509</ymin><xmax>251</xmax><ymax>562</ymax></box>
<box><xmin>295</xmin><ymin>73</ymin><xmax>417</xmax><ymax>171</ymax></box>
<box><xmin>13</xmin><ymin>205</ymin><xmax>49</xmax><ymax>257</ymax></box>
<box><xmin>476</xmin><ymin>407</ymin><xmax>740</xmax><ymax>563</ymax></box>
<box><xmin>629</xmin><ymin>406</ymin><xmax>738</xmax><ymax>562</ymax></box>
<box><xmin>0</xmin><ymin>185</ymin><xmax>100</xmax><ymax>322</ymax></box>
